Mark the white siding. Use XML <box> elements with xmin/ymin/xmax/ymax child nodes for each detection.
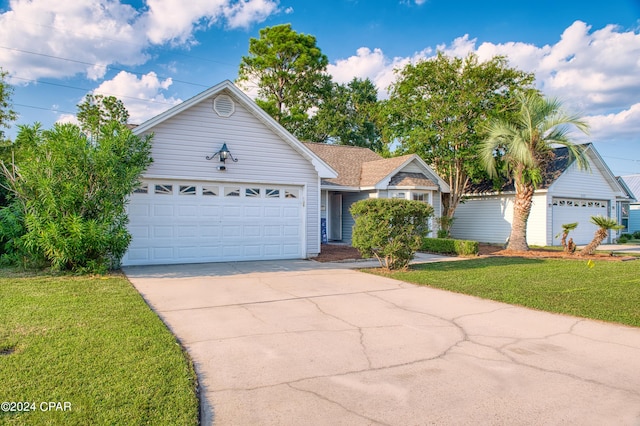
<box><xmin>451</xmin><ymin>195</ymin><xmax>513</xmax><ymax>244</ymax></box>
<box><xmin>549</xmin><ymin>159</ymin><xmax>619</xmax><ymax>200</ymax></box>
<box><xmin>138</xmin><ymin>89</ymin><xmax>321</xmax><ymax>257</ymax></box>
<box><xmin>528</xmin><ymin>193</ymin><xmax>550</xmax><ymax>246</ymax></box>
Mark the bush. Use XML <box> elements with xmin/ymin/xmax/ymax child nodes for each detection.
<box><xmin>618</xmin><ymin>235</ymin><xmax>629</xmax><ymax>244</ymax></box>
<box><xmin>422</xmin><ymin>237</ymin><xmax>479</xmax><ymax>256</ymax></box>
<box><xmin>1</xmin><ymin>122</ymin><xmax>152</xmax><ymax>272</ymax></box>
<box><xmin>633</xmin><ymin>231</ymin><xmax>640</xmax><ymax>240</ymax></box>
<box><xmin>351</xmin><ymin>198</ymin><xmax>433</xmax><ymax>270</ymax></box>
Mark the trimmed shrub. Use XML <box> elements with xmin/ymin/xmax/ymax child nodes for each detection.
<box><xmin>633</xmin><ymin>231</ymin><xmax>640</xmax><ymax>240</ymax></box>
<box><xmin>422</xmin><ymin>237</ymin><xmax>479</xmax><ymax>256</ymax></box>
<box><xmin>351</xmin><ymin>198</ymin><xmax>433</xmax><ymax>270</ymax></box>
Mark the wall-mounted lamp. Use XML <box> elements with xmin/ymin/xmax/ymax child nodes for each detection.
<box><xmin>206</xmin><ymin>143</ymin><xmax>238</xmax><ymax>171</ymax></box>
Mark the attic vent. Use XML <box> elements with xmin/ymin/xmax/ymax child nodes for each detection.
<box><xmin>213</xmin><ymin>94</ymin><xmax>235</xmax><ymax>117</ymax></box>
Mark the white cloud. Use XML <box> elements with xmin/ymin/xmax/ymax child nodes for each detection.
<box><xmin>327</xmin><ymin>47</ymin><xmax>431</xmax><ymax>98</ymax></box>
<box><xmin>328</xmin><ymin>20</ymin><xmax>640</xmax><ymax>145</ymax></box>
<box><xmin>140</xmin><ymin>0</ymin><xmax>278</xmax><ymax>45</ymax></box>
<box><xmin>89</xmin><ymin>71</ymin><xmax>182</xmax><ymax>124</ymax></box>
<box><xmin>585</xmin><ymin>103</ymin><xmax>640</xmax><ymax>143</ymax></box>
<box><xmin>0</xmin><ymin>0</ymin><xmax>280</xmax><ymax>81</ymax></box>
<box><xmin>0</xmin><ymin>0</ymin><xmax>147</xmax><ymax>81</ymax></box>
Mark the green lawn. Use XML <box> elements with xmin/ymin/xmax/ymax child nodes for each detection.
<box><xmin>0</xmin><ymin>270</ymin><xmax>199</xmax><ymax>425</ymax></box>
<box><xmin>373</xmin><ymin>257</ymin><xmax>640</xmax><ymax>327</ymax></box>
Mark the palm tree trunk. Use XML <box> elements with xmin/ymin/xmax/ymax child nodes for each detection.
<box><xmin>581</xmin><ymin>229</ymin><xmax>608</xmax><ymax>256</ymax></box>
<box><xmin>506</xmin><ymin>182</ymin><xmax>535</xmax><ymax>251</ymax></box>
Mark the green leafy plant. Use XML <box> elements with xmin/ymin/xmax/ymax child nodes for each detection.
<box><xmin>580</xmin><ymin>215</ymin><xmax>624</xmax><ymax>256</ymax></box>
<box><xmin>1</xmin><ymin>122</ymin><xmax>152</xmax><ymax>272</ymax></box>
<box><xmin>351</xmin><ymin>198</ymin><xmax>433</xmax><ymax>270</ymax></box>
<box><xmin>422</xmin><ymin>237</ymin><xmax>478</xmax><ymax>256</ymax></box>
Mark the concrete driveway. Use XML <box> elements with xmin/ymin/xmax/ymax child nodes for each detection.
<box><xmin>124</xmin><ymin>258</ymin><xmax>640</xmax><ymax>425</ymax></box>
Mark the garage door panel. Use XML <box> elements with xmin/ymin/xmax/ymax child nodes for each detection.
<box><xmin>264</xmin><ymin>245</ymin><xmax>282</xmax><ymax>256</ymax></box>
<box><xmin>177</xmin><ymin>226</ymin><xmax>198</xmax><ymax>237</ymax></box>
<box><xmin>223</xmin><ymin>206</ymin><xmax>242</xmax><ymax>217</ymax></box>
<box><xmin>123</xmin><ymin>182</ymin><xmax>304</xmax><ymax>265</ymax></box>
<box><xmin>244</xmin><ymin>206</ymin><xmax>261</xmax><ymax>217</ymax></box>
<box><xmin>153</xmin><ymin>226</ymin><xmax>174</xmax><ymax>238</ymax></box>
<box><xmin>153</xmin><ymin>205</ymin><xmax>174</xmax><ymax>216</ymax></box>
<box><xmin>153</xmin><ymin>247</ymin><xmax>174</xmax><ymax>259</ymax></box>
<box><xmin>178</xmin><ymin>205</ymin><xmax>198</xmax><ymax>216</ymax></box>
<box><xmin>283</xmin><ymin>207</ymin><xmax>299</xmax><ymax>218</ymax></box>
<box><xmin>201</xmin><ymin>226</ymin><xmax>221</xmax><ymax>237</ymax></box>
<box><xmin>264</xmin><ymin>207</ymin><xmax>281</xmax><ymax>217</ymax></box>
<box><xmin>201</xmin><ymin>206</ymin><xmax>221</xmax><ymax>217</ymax></box>
<box><xmin>243</xmin><ymin>225</ymin><xmax>261</xmax><ymax>237</ymax></box>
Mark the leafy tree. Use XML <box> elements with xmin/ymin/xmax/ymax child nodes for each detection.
<box><xmin>308</xmin><ymin>78</ymin><xmax>384</xmax><ymax>151</ymax></box>
<box><xmin>77</xmin><ymin>94</ymin><xmax>129</xmax><ymax>142</ymax></box>
<box><xmin>382</xmin><ymin>52</ymin><xmax>535</xmax><ymax>229</ymax></box>
<box><xmin>351</xmin><ymin>198</ymin><xmax>433</xmax><ymax>270</ymax></box>
<box><xmin>481</xmin><ymin>92</ymin><xmax>589</xmax><ymax>252</ymax></box>
<box><xmin>580</xmin><ymin>216</ymin><xmax>623</xmax><ymax>256</ymax></box>
<box><xmin>237</xmin><ymin>24</ymin><xmax>331</xmax><ymax>138</ymax></box>
<box><xmin>0</xmin><ymin>67</ymin><xmax>17</xmax><ymax>143</ymax></box>
<box><xmin>1</xmin><ymin>122</ymin><xmax>152</xmax><ymax>272</ymax></box>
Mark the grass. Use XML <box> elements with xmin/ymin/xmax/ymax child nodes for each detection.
<box><xmin>373</xmin><ymin>257</ymin><xmax>640</xmax><ymax>328</ymax></box>
<box><xmin>0</xmin><ymin>269</ymin><xmax>199</xmax><ymax>425</ymax></box>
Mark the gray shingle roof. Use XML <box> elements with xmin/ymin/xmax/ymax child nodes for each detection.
<box><xmin>304</xmin><ymin>143</ymin><xmax>438</xmax><ymax>189</ymax></box>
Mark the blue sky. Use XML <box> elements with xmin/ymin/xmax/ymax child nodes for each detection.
<box><xmin>1</xmin><ymin>0</ymin><xmax>639</xmax><ymax>175</ymax></box>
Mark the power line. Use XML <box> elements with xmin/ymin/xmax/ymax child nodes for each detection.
<box><xmin>11</xmin><ymin>76</ymin><xmax>180</xmax><ymax>107</ymax></box>
<box><xmin>0</xmin><ymin>45</ymin><xmax>211</xmax><ymax>89</ymax></box>
<box><xmin>13</xmin><ymin>103</ymin><xmax>75</xmax><ymax>115</ymax></box>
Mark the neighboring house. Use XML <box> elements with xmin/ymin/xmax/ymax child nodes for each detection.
<box><xmin>620</xmin><ymin>174</ymin><xmax>640</xmax><ymax>233</ymax></box>
<box><xmin>450</xmin><ymin>144</ymin><xmax>630</xmax><ymax>246</ymax></box>
<box><xmin>121</xmin><ymin>81</ymin><xmax>337</xmax><ymax>266</ymax></box>
<box><xmin>304</xmin><ymin>143</ymin><xmax>451</xmax><ymax>243</ymax></box>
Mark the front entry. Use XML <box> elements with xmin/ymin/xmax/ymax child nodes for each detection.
<box><xmin>329</xmin><ymin>193</ymin><xmax>342</xmax><ymax>241</ymax></box>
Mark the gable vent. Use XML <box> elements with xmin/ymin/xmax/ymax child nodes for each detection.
<box><xmin>213</xmin><ymin>94</ymin><xmax>235</xmax><ymax>117</ymax></box>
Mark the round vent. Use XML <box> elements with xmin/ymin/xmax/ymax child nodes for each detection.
<box><xmin>213</xmin><ymin>94</ymin><xmax>235</xmax><ymax>117</ymax></box>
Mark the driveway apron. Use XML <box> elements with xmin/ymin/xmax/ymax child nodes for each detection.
<box><xmin>124</xmin><ymin>259</ymin><xmax>640</xmax><ymax>426</ymax></box>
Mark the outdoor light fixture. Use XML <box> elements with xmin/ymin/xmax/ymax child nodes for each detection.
<box><xmin>206</xmin><ymin>143</ymin><xmax>238</xmax><ymax>170</ymax></box>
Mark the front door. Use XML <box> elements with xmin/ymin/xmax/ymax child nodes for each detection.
<box><xmin>330</xmin><ymin>193</ymin><xmax>342</xmax><ymax>241</ymax></box>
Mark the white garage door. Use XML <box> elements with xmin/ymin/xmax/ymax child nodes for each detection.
<box><xmin>122</xmin><ymin>181</ymin><xmax>304</xmax><ymax>266</ymax></box>
<box><xmin>552</xmin><ymin>198</ymin><xmax>609</xmax><ymax>245</ymax></box>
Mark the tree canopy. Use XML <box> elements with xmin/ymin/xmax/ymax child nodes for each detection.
<box><xmin>382</xmin><ymin>52</ymin><xmax>535</xmax><ymax>222</ymax></box>
<box><xmin>0</xmin><ymin>68</ymin><xmax>17</xmax><ymax>143</ymax></box>
<box><xmin>77</xmin><ymin>94</ymin><xmax>130</xmax><ymax>142</ymax></box>
<box><xmin>237</xmin><ymin>24</ymin><xmax>331</xmax><ymax>138</ymax></box>
<box><xmin>307</xmin><ymin>78</ymin><xmax>384</xmax><ymax>151</ymax></box>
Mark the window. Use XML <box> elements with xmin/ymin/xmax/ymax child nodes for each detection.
<box><xmin>285</xmin><ymin>189</ymin><xmax>298</xmax><ymax>199</ymax></box>
<box><xmin>246</xmin><ymin>188</ymin><xmax>261</xmax><ymax>198</ymax></box>
<box><xmin>179</xmin><ymin>185</ymin><xmax>196</xmax><ymax>195</ymax></box>
<box><xmin>266</xmin><ymin>188</ymin><xmax>280</xmax><ymax>198</ymax></box>
<box><xmin>133</xmin><ymin>183</ymin><xmax>148</xmax><ymax>194</ymax></box>
<box><xmin>203</xmin><ymin>186</ymin><xmax>218</xmax><ymax>196</ymax></box>
<box><xmin>391</xmin><ymin>192</ymin><xmax>406</xmax><ymax>199</ymax></box>
<box><xmin>225</xmin><ymin>187</ymin><xmax>240</xmax><ymax>197</ymax></box>
<box><xmin>155</xmin><ymin>184</ymin><xmax>173</xmax><ymax>195</ymax></box>
<box><xmin>412</xmin><ymin>192</ymin><xmax>429</xmax><ymax>203</ymax></box>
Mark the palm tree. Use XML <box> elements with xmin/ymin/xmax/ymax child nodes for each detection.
<box><xmin>481</xmin><ymin>92</ymin><xmax>589</xmax><ymax>251</ymax></box>
<box><xmin>580</xmin><ymin>216</ymin><xmax>623</xmax><ymax>256</ymax></box>
<box><xmin>556</xmin><ymin>222</ymin><xmax>578</xmax><ymax>253</ymax></box>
